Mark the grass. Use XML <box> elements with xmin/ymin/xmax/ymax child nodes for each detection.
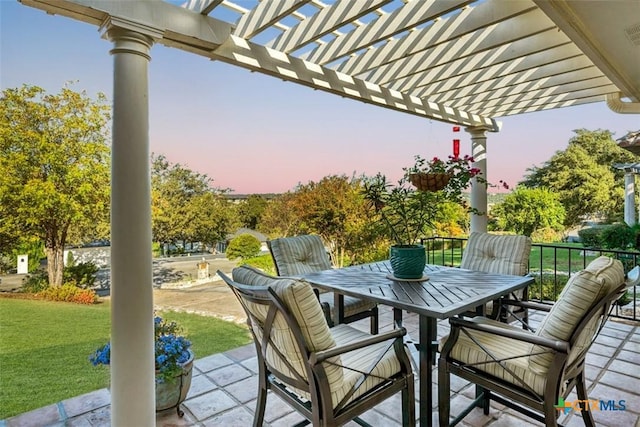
<box><xmin>0</xmin><ymin>297</ymin><xmax>250</xmax><ymax>419</ymax></box>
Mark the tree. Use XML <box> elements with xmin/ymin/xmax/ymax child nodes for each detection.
<box><xmin>491</xmin><ymin>187</ymin><xmax>565</xmax><ymax>237</ymax></box>
<box><xmin>521</xmin><ymin>129</ymin><xmax>633</xmax><ymax>227</ymax></box>
<box><xmin>151</xmin><ymin>154</ymin><xmax>234</xmax><ymax>254</ymax></box>
<box><xmin>189</xmin><ymin>191</ymin><xmax>236</xmax><ymax>251</ymax></box>
<box><xmin>261</xmin><ymin>175</ymin><xmax>381</xmax><ymax>267</ymax></box>
<box><xmin>0</xmin><ymin>85</ymin><xmax>111</xmax><ymax>286</ymax></box>
<box><xmin>237</xmin><ymin>195</ymin><xmax>268</xmax><ymax>229</ymax></box>
<box><xmin>258</xmin><ymin>192</ymin><xmax>301</xmax><ymax>238</ymax></box>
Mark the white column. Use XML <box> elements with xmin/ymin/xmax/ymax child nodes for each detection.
<box><xmin>625</xmin><ymin>172</ymin><xmax>636</xmax><ymax>225</ymax></box>
<box><xmin>104</xmin><ymin>27</ymin><xmax>155</xmax><ymax>426</ymax></box>
<box><xmin>465</xmin><ymin>126</ymin><xmax>491</xmax><ymax>233</ymax></box>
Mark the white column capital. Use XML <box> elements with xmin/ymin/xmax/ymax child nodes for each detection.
<box><xmin>101</xmin><ymin>22</ymin><xmax>156</xmax><ymax>60</ymax></box>
<box><xmin>464</xmin><ymin>125</ymin><xmax>494</xmax><ymax>138</ymax></box>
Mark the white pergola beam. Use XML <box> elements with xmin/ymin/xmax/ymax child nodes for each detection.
<box><xmin>213</xmin><ymin>35</ymin><xmax>498</xmax><ymax>129</ymax></box>
<box><xmin>21</xmin><ymin>0</ymin><xmax>232</xmax><ymax>52</ymax></box>
<box><xmin>268</xmin><ymin>0</ymin><xmax>392</xmax><ymax>53</ymax></box>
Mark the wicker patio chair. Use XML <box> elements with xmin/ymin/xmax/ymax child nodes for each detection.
<box><xmin>219</xmin><ymin>266</ymin><xmax>415</xmax><ymax>427</ymax></box>
<box><xmin>460</xmin><ymin>232</ymin><xmax>532</xmax><ymax>323</ymax></box>
<box><xmin>438</xmin><ymin>256</ymin><xmax>630</xmax><ymax>427</ymax></box>
<box><xmin>267</xmin><ymin>235</ymin><xmax>379</xmax><ymax>334</ymax></box>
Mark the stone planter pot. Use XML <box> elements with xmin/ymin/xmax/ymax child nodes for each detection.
<box><xmin>390</xmin><ymin>244</ymin><xmax>426</xmax><ymax>279</ymax></box>
<box><xmin>156</xmin><ymin>349</ymin><xmax>194</xmax><ymax>416</ymax></box>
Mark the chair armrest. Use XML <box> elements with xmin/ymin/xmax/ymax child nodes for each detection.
<box><xmin>448</xmin><ymin>317</ymin><xmax>569</xmax><ymax>353</ymax></box>
<box><xmin>501</xmin><ymin>299</ymin><xmax>553</xmax><ymax>312</ymax></box>
<box><xmin>311</xmin><ymin>328</ymin><xmax>407</xmax><ymax>364</ymax></box>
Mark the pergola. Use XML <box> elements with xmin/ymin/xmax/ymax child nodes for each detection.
<box><xmin>17</xmin><ymin>1</ymin><xmax>640</xmax><ymax>426</ymax></box>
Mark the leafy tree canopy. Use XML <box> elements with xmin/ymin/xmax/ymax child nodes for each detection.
<box><xmin>151</xmin><ymin>154</ymin><xmax>235</xmax><ymax>253</ymax></box>
<box><xmin>237</xmin><ymin>194</ymin><xmax>268</xmax><ymax>229</ymax></box>
<box><xmin>521</xmin><ymin>129</ymin><xmax>634</xmax><ymax>227</ymax></box>
<box><xmin>0</xmin><ymin>84</ymin><xmax>111</xmax><ymax>286</ymax></box>
<box><xmin>491</xmin><ymin>187</ymin><xmax>565</xmax><ymax>237</ymax></box>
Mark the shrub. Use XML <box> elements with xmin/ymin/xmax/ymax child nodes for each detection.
<box><xmin>615</xmin><ymin>290</ymin><xmax>633</xmax><ymax>306</ymax></box>
<box><xmin>226</xmin><ymin>234</ymin><xmax>261</xmax><ymax>260</ymax></box>
<box><xmin>242</xmin><ymin>254</ymin><xmax>277</xmax><ymax>275</ymax></box>
<box><xmin>601</xmin><ymin>223</ymin><xmax>635</xmax><ymax>250</ymax></box>
<box><xmin>63</xmin><ymin>261</ymin><xmax>99</xmax><ymax>288</ymax></box>
<box><xmin>152</xmin><ymin>242</ymin><xmax>162</xmax><ymax>257</ymax></box>
<box><xmin>40</xmin><ymin>283</ymin><xmax>98</xmax><ymax>304</ymax></box>
<box><xmin>21</xmin><ymin>272</ymin><xmax>49</xmax><ymax>293</ymax></box>
<box><xmin>530</xmin><ymin>227</ymin><xmax>562</xmax><ymax>243</ymax></box>
<box><xmin>578</xmin><ymin>226</ymin><xmax>606</xmax><ymax>248</ymax></box>
<box><xmin>528</xmin><ymin>272</ymin><xmax>570</xmax><ymax>302</ymax></box>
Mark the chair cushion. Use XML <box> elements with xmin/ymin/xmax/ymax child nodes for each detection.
<box><xmin>328</xmin><ymin>324</ymin><xmax>403</xmax><ymax>407</ymax></box>
<box><xmin>460</xmin><ymin>232</ymin><xmax>532</xmax><ymax>275</ymax></box>
<box><xmin>529</xmin><ymin>256</ymin><xmax>624</xmax><ymax>373</ymax></box>
<box><xmin>268</xmin><ymin>235</ymin><xmax>332</xmax><ymax>275</ymax></box>
<box><xmin>232</xmin><ymin>264</ymin><xmax>279</xmax><ymax>286</ymax></box>
<box><xmin>442</xmin><ymin>317</ymin><xmax>547</xmax><ymax>395</ymax></box>
<box><xmin>231</xmin><ymin>266</ymin><xmax>342</xmax><ymax>385</ymax></box>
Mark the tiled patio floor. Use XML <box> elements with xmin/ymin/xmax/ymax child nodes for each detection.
<box><xmin>2</xmin><ymin>308</ymin><xmax>639</xmax><ymax>427</ymax></box>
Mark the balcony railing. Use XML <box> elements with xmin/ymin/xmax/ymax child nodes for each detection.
<box><xmin>421</xmin><ymin>236</ymin><xmax>639</xmax><ymax>323</ymax></box>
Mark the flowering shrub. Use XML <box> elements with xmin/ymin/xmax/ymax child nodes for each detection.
<box><xmin>90</xmin><ymin>315</ymin><xmax>192</xmax><ymax>383</ymax></box>
<box><xmin>39</xmin><ymin>283</ymin><xmax>98</xmax><ymax>304</ymax></box>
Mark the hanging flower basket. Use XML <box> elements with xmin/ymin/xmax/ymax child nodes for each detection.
<box><xmin>409</xmin><ymin>172</ymin><xmax>452</xmax><ymax>192</ymax></box>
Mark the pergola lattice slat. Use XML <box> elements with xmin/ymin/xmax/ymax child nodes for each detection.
<box><xmin>304</xmin><ymin>0</ymin><xmax>473</xmax><ymax>65</ymax></box>
<box><xmin>424</xmin><ymin>55</ymin><xmax>602</xmax><ymax>105</ymax></box>
<box><xmin>213</xmin><ymin>34</ymin><xmax>498</xmax><ymax>129</ymax></box>
<box><xmin>234</xmin><ymin>0</ymin><xmax>309</xmax><ymax>39</ymax></box>
<box><xmin>267</xmin><ymin>0</ymin><xmax>392</xmax><ymax>53</ymax></box>
<box><xmin>364</xmin><ymin>7</ymin><xmax>556</xmax><ymax>88</ymax></box>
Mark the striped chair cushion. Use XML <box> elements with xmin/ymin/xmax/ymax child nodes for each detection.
<box><xmin>231</xmin><ymin>266</ymin><xmax>342</xmax><ymax>386</ymax></box>
<box><xmin>443</xmin><ymin>317</ymin><xmax>548</xmax><ymax>395</ymax></box>
<box><xmin>232</xmin><ymin>264</ymin><xmax>279</xmax><ymax>286</ymax></box>
<box><xmin>529</xmin><ymin>256</ymin><xmax>624</xmax><ymax>373</ymax></box>
<box><xmin>460</xmin><ymin>232</ymin><xmax>532</xmax><ymax>275</ymax></box>
<box><xmin>268</xmin><ymin>235</ymin><xmax>332</xmax><ymax>275</ymax></box>
<box><xmin>328</xmin><ymin>324</ymin><xmax>403</xmax><ymax>407</ymax></box>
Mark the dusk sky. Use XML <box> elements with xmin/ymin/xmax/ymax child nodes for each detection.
<box><xmin>2</xmin><ymin>1</ymin><xmax>638</xmax><ymax>194</ymax></box>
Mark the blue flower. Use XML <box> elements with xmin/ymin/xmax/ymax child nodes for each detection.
<box><xmin>90</xmin><ymin>314</ymin><xmax>192</xmax><ymax>384</ymax></box>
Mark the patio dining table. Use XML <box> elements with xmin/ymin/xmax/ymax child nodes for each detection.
<box><xmin>301</xmin><ymin>261</ymin><xmax>534</xmax><ymax>427</ymax></box>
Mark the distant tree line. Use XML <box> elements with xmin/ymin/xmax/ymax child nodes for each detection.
<box><xmin>2</xmin><ymin>84</ymin><xmax>635</xmax><ymax>287</ymax></box>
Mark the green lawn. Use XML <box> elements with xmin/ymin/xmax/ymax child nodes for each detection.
<box><xmin>0</xmin><ymin>297</ymin><xmax>251</xmax><ymax>419</ymax></box>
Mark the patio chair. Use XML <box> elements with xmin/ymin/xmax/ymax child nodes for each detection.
<box><xmin>220</xmin><ymin>266</ymin><xmax>415</xmax><ymax>427</ymax></box>
<box><xmin>438</xmin><ymin>255</ymin><xmax>629</xmax><ymax>427</ymax></box>
<box><xmin>267</xmin><ymin>235</ymin><xmax>379</xmax><ymax>334</ymax></box>
<box><xmin>460</xmin><ymin>232</ymin><xmax>532</xmax><ymax>323</ymax></box>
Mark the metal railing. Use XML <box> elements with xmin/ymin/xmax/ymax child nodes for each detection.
<box><xmin>421</xmin><ymin>236</ymin><xmax>639</xmax><ymax>323</ymax></box>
